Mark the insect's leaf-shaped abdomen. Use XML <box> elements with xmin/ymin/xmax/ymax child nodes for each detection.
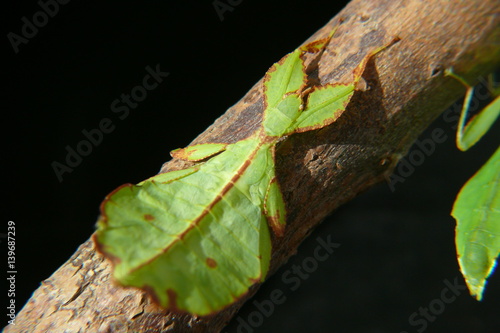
<box><xmin>95</xmin><ymin>137</ymin><xmax>273</xmax><ymax>315</ymax></box>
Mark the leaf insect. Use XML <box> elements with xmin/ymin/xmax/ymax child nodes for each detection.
<box><xmin>94</xmin><ymin>24</ymin><xmax>396</xmax><ymax>315</ymax></box>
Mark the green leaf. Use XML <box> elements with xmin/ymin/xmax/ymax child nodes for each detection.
<box><xmin>452</xmin><ymin>146</ymin><xmax>500</xmax><ymax>300</ymax></box>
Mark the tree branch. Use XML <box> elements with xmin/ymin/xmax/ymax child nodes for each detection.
<box><xmin>7</xmin><ymin>0</ymin><xmax>499</xmax><ymax>332</ymax></box>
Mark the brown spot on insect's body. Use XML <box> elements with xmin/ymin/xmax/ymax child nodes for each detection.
<box><xmin>268</xmin><ymin>214</ymin><xmax>284</xmax><ymax>237</ymax></box>
<box><xmin>206</xmin><ymin>258</ymin><xmax>217</xmax><ymax>268</ymax></box>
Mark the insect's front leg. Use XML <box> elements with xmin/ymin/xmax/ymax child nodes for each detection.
<box><xmin>263</xmin><ymin>145</ymin><xmax>287</xmax><ymax>237</ymax></box>
<box><xmin>170</xmin><ymin>142</ymin><xmax>228</xmax><ymax>161</ymax></box>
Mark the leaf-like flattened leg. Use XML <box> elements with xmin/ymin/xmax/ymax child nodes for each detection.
<box><xmin>262</xmin><ymin>24</ymin><xmax>341</xmax><ymax>114</ymax></box>
<box><xmin>292</xmin><ymin>37</ymin><xmax>399</xmax><ymax>134</ymax></box>
<box><xmin>138</xmin><ymin>165</ymin><xmax>200</xmax><ymax>186</ymax></box>
<box><xmin>292</xmin><ymin>83</ymin><xmax>355</xmax><ymax>133</ymax></box>
<box><xmin>299</xmin><ymin>23</ymin><xmax>339</xmax><ymax>54</ymax></box>
<box><xmin>264</xmin><ymin>176</ymin><xmax>287</xmax><ymax>237</ymax></box>
<box><xmin>171</xmin><ymin>143</ymin><xmax>228</xmax><ymax>161</ymax></box>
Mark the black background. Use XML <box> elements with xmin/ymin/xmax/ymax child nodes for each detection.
<box><xmin>4</xmin><ymin>1</ymin><xmax>500</xmax><ymax>332</ymax></box>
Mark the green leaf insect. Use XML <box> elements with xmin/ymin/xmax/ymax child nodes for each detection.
<box><xmin>445</xmin><ymin>68</ymin><xmax>500</xmax><ymax>152</ymax></box>
<box><xmin>94</xmin><ymin>27</ymin><xmax>393</xmax><ymax>315</ymax></box>
<box><xmin>452</xmin><ymin>146</ymin><xmax>500</xmax><ymax>301</ymax></box>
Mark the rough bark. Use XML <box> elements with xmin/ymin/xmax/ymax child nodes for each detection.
<box><xmin>6</xmin><ymin>0</ymin><xmax>500</xmax><ymax>332</ymax></box>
